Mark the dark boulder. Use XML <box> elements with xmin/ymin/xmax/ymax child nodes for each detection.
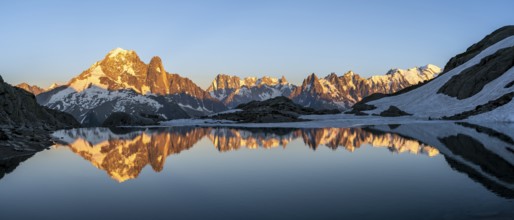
<box><xmin>379</xmin><ymin>106</ymin><xmax>412</xmax><ymax>117</ymax></box>
<box><xmin>346</xmin><ymin>102</ymin><xmax>376</xmax><ymax>116</ymax></box>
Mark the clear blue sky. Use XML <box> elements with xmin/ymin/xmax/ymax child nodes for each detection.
<box><xmin>1</xmin><ymin>0</ymin><xmax>513</xmax><ymax>89</ymax></box>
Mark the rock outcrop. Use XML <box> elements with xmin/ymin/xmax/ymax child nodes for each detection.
<box><xmin>438</xmin><ymin>46</ymin><xmax>514</xmax><ymax>99</ymax></box>
<box><xmin>208</xmin><ymin>96</ymin><xmax>340</xmax><ymax>123</ymax></box>
<box><xmin>379</xmin><ymin>106</ymin><xmax>412</xmax><ymax>117</ymax></box>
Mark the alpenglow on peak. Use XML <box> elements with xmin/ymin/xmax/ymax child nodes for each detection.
<box><xmin>107</xmin><ymin>47</ymin><xmax>134</xmax><ymax>58</ymax></box>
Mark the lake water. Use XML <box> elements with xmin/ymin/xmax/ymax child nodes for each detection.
<box><xmin>0</xmin><ymin>123</ymin><xmax>513</xmax><ymax>219</ymax></box>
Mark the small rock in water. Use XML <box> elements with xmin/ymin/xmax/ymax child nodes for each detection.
<box><xmin>0</xmin><ymin>130</ymin><xmax>8</xmax><ymax>141</ymax></box>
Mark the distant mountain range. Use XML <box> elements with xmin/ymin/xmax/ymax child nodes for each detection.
<box><xmin>206</xmin><ymin>65</ymin><xmax>440</xmax><ymax>109</ymax></box>
<box><xmin>15</xmin><ymin>48</ymin><xmax>439</xmax><ymax>126</ymax></box>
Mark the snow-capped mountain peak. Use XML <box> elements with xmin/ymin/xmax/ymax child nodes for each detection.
<box><xmin>107</xmin><ymin>47</ymin><xmax>133</xmax><ymax>58</ymax></box>
<box><xmin>279</xmin><ymin>76</ymin><xmax>288</xmax><ymax>85</ymax></box>
<box><xmin>343</xmin><ymin>71</ymin><xmax>355</xmax><ymax>76</ymax></box>
<box><xmin>65</xmin><ymin>48</ymin><xmax>193</xmax><ymax>96</ymax></box>
<box><xmin>37</xmin><ymin>48</ymin><xmax>226</xmax><ymax>126</ymax></box>
<box><xmin>48</xmin><ymin>83</ymin><xmax>60</xmax><ymax>90</ymax></box>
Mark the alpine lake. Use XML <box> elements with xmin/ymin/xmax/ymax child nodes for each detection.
<box><xmin>1</xmin><ymin>122</ymin><xmax>513</xmax><ymax>220</ymax></box>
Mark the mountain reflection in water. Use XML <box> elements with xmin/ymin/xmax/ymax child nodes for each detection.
<box><xmin>52</xmin><ymin>127</ymin><xmax>439</xmax><ymax>183</ymax></box>
<box><xmin>49</xmin><ymin>123</ymin><xmax>514</xmax><ymax>200</ymax></box>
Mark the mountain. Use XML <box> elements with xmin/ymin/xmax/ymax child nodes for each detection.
<box><xmin>15</xmin><ymin>83</ymin><xmax>45</xmax><ymax>95</ymax></box>
<box><xmin>0</xmin><ymin>75</ymin><xmax>79</xmax><ymax>159</ymax></box>
<box><xmin>38</xmin><ymin>48</ymin><xmax>226</xmax><ymax>126</ymax></box>
<box><xmin>350</xmin><ymin>26</ymin><xmax>514</xmax><ymax>122</ymax></box>
<box><xmin>207</xmin><ymin>74</ymin><xmax>295</xmax><ymax>108</ymax></box>
<box><xmin>290</xmin><ymin>65</ymin><xmax>441</xmax><ymax>110</ymax></box>
<box><xmin>48</xmin><ymin>83</ymin><xmax>60</xmax><ymax>90</ymax></box>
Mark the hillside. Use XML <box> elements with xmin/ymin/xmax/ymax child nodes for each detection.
<box><xmin>349</xmin><ymin>26</ymin><xmax>514</xmax><ymax>122</ymax></box>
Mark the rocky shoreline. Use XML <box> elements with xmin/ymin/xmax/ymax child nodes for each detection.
<box><xmin>0</xmin><ymin>74</ymin><xmax>80</xmax><ymax>163</ymax></box>
<box><xmin>0</xmin><ymin>127</ymin><xmax>59</xmax><ymax>181</ymax></box>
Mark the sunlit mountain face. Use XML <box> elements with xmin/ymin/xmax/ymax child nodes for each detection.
<box><xmin>53</xmin><ymin>127</ymin><xmax>439</xmax><ymax>182</ymax></box>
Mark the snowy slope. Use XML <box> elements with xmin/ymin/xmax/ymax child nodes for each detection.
<box><xmin>44</xmin><ymin>86</ymin><xmax>189</xmax><ymax>126</ymax></box>
<box><xmin>363</xmin><ymin>36</ymin><xmax>514</xmax><ymax>120</ymax></box>
<box><xmin>468</xmin><ymin>99</ymin><xmax>514</xmax><ymax>122</ymax></box>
